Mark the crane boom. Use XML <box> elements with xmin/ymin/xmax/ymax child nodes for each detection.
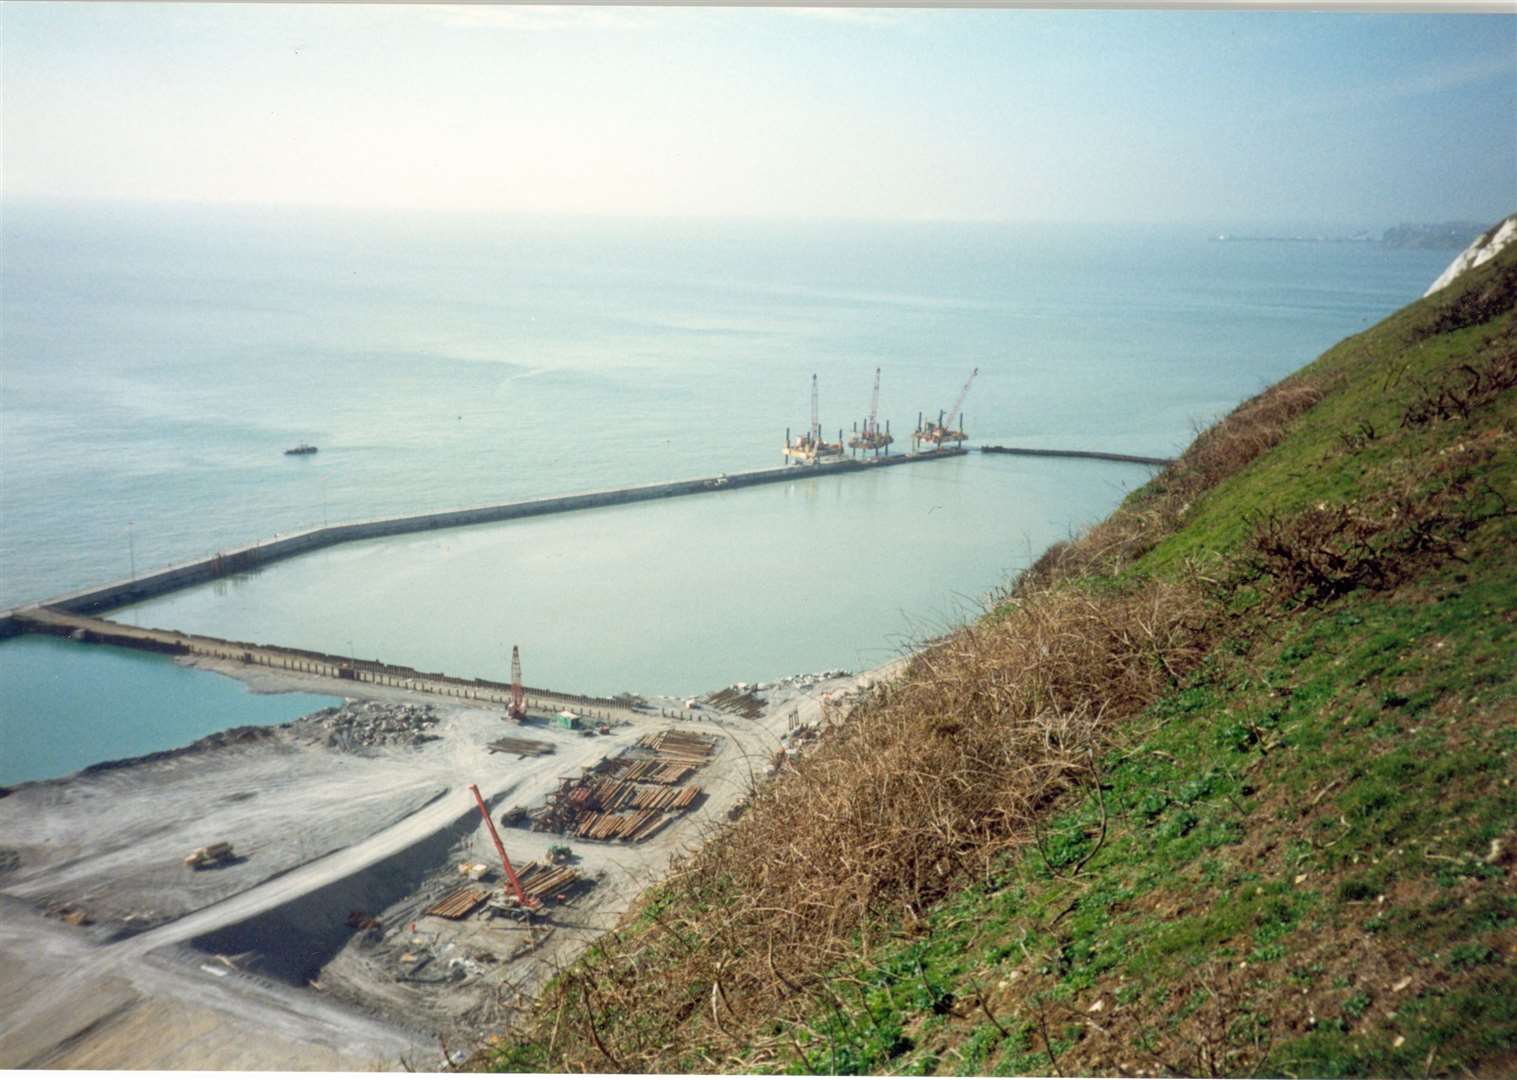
<box><xmin>508</xmin><ymin>645</ymin><xmax>525</xmax><ymax>720</ymax></box>
<box><xmin>945</xmin><ymin>367</ymin><xmax>978</xmax><ymax>430</ymax></box>
<box><xmin>866</xmin><ymin>368</ymin><xmax>881</xmax><ymax>436</ymax></box>
<box><xmin>810</xmin><ymin>373</ymin><xmax>820</xmax><ymax>445</ymax></box>
<box><xmin>468</xmin><ymin>783</ymin><xmax>537</xmax><ymax>908</ymax></box>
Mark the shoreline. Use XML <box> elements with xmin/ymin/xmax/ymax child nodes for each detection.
<box><xmin>0</xmin><ymin>645</ymin><xmax>910</xmax><ymax>1069</ymax></box>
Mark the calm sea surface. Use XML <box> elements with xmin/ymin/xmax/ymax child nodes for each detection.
<box><xmin>1</xmin><ymin>203</ymin><xmax>1452</xmax><ymax>780</ymax></box>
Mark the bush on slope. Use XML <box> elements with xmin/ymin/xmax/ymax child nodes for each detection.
<box><xmin>485</xmin><ymin>245</ymin><xmax>1517</xmax><ymax>1077</ymax></box>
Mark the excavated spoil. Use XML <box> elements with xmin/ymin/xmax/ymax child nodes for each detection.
<box><xmin>290</xmin><ymin>702</ymin><xmax>441</xmax><ymax>752</ymax></box>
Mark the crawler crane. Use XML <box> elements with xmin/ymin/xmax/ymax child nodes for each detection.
<box><xmin>913</xmin><ymin>367</ymin><xmax>978</xmax><ymax>450</ymax></box>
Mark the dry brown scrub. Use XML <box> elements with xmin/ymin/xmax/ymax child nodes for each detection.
<box><xmin>487</xmin><ymin>370</ymin><xmax>1340</xmax><ymax>1074</ymax></box>
<box><xmin>503</xmin><ymin>577</ymin><xmax>1212</xmax><ymax>1073</ymax></box>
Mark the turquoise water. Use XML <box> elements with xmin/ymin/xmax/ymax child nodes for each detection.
<box><xmin>111</xmin><ymin>451</ymin><xmax>1134</xmax><ymax>697</ymax></box>
<box><xmin>0</xmin><ymin>202</ymin><xmax>1454</xmax><ymax>780</ymax></box>
<box><xmin>0</xmin><ymin>635</ymin><xmax>338</xmax><ymax>786</ymax></box>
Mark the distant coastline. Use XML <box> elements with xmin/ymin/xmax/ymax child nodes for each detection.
<box><xmin>1213</xmin><ymin>220</ymin><xmax>1487</xmax><ymax>248</ymax></box>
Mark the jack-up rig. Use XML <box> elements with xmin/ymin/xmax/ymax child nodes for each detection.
<box><xmin>847</xmin><ymin>368</ymin><xmax>894</xmax><ymax>458</ymax></box>
<box><xmin>783</xmin><ymin>374</ymin><xmax>846</xmax><ymax>465</ymax></box>
<box><xmin>913</xmin><ymin>367</ymin><xmax>978</xmax><ymax>450</ymax></box>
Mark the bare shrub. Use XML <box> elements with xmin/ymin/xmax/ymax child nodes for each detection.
<box><xmin>1244</xmin><ymin>440</ymin><xmax>1511</xmax><ymax>606</ymax></box>
<box><xmin>1416</xmin><ymin>255</ymin><xmax>1517</xmax><ymax>339</ymax></box>
<box><xmin>1336</xmin><ymin>419</ymin><xmax>1379</xmax><ymax>453</ymax></box>
<box><xmin>499</xmin><ymin>576</ymin><xmax>1213</xmax><ymax>1072</ymax></box>
<box><xmin>1402</xmin><ymin>350</ymin><xmax>1517</xmax><ymax>429</ymax></box>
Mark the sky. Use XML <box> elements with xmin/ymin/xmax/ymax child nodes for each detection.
<box><xmin>1</xmin><ymin>4</ymin><xmax>1514</xmax><ymax>227</ymax></box>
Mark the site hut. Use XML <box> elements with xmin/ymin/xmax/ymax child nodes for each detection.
<box><xmin>554</xmin><ymin>710</ymin><xmax>580</xmax><ymax>731</ymax></box>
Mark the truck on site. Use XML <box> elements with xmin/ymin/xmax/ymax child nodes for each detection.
<box><xmin>184</xmin><ymin>842</ymin><xmax>235</xmax><ymax>870</ymax></box>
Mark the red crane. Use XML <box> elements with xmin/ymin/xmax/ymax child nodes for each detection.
<box><xmin>468</xmin><ymin>783</ymin><xmax>537</xmax><ymax>909</ymax></box>
<box><xmin>508</xmin><ymin>645</ymin><xmax>526</xmax><ymax>721</ymax></box>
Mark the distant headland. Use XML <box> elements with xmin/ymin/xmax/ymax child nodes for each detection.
<box><xmin>1213</xmin><ymin>221</ymin><xmax>1488</xmax><ymax>248</ymax></box>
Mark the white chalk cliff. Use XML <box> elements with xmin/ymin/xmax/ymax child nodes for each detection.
<box><xmin>1424</xmin><ymin>213</ymin><xmax>1517</xmax><ymax>296</ymax></box>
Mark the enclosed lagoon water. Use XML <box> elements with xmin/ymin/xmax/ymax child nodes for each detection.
<box><xmin>0</xmin><ymin>635</ymin><xmax>339</xmax><ymax>786</ymax></box>
<box><xmin>109</xmin><ymin>452</ymin><xmax>1137</xmax><ymax>697</ymax></box>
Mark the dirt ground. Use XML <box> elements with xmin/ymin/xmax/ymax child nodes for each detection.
<box><xmin>0</xmin><ymin>653</ymin><xmax>902</xmax><ymax>1070</ymax></box>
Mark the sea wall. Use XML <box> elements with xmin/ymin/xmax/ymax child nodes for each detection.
<box><xmin>0</xmin><ymin>449</ymin><xmax>966</xmax><ymax>630</ymax></box>
<box><xmin>979</xmin><ymin>445</ymin><xmax>1173</xmax><ymax>467</ymax></box>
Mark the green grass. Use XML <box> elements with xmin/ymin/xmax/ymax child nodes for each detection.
<box><xmin>765</xmin><ymin>555</ymin><xmax>1515</xmax><ymax>1074</ymax></box>
<box><xmin>484</xmin><ymin>246</ymin><xmax>1517</xmax><ymax>1076</ymax></box>
<box><xmin>743</xmin><ymin>255</ymin><xmax>1517</xmax><ymax>1076</ymax></box>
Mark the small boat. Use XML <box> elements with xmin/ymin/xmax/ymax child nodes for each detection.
<box><xmin>284</xmin><ymin>443</ymin><xmax>318</xmax><ymax>456</ymax></box>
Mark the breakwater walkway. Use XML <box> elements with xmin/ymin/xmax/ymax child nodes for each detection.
<box><xmin>0</xmin><ymin>447</ymin><xmax>967</xmax><ymax>635</ymax></box>
<box><xmin>10</xmin><ymin>606</ymin><xmax>636</xmax><ymax>719</ymax></box>
<box><xmin>979</xmin><ymin>445</ymin><xmax>1174</xmax><ymax>468</ymax></box>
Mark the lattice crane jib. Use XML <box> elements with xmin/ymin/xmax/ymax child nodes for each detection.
<box><xmin>810</xmin><ymin>373</ymin><xmax>820</xmax><ymax>446</ymax></box>
<box><xmin>946</xmin><ymin>367</ymin><xmax>979</xmax><ymax>432</ymax></box>
<box><xmin>867</xmin><ymin>367</ymin><xmax>881</xmax><ymax>437</ymax></box>
<box><xmin>509</xmin><ymin>645</ymin><xmax>525</xmax><ymax>719</ymax></box>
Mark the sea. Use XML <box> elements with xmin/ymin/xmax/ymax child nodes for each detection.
<box><xmin>0</xmin><ymin>201</ymin><xmax>1455</xmax><ymax>784</ymax></box>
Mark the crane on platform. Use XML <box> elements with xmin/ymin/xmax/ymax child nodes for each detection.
<box><xmin>914</xmin><ymin>367</ymin><xmax>978</xmax><ymax>450</ymax></box>
<box><xmin>784</xmin><ymin>374</ymin><xmax>845</xmax><ymax>465</ymax></box>
<box><xmin>468</xmin><ymin>783</ymin><xmax>538</xmax><ymax>910</ymax></box>
<box><xmin>848</xmin><ymin>367</ymin><xmax>894</xmax><ymax>457</ymax></box>
<box><xmin>508</xmin><ymin>645</ymin><xmax>526</xmax><ymax>722</ymax></box>
<box><xmin>810</xmin><ymin>372</ymin><xmax>821</xmax><ymax>447</ymax></box>
<box><xmin>866</xmin><ymin>367</ymin><xmax>880</xmax><ymax>438</ymax></box>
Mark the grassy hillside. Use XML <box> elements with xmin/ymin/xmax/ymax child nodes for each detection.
<box><xmin>482</xmin><ymin>243</ymin><xmax>1517</xmax><ymax>1077</ymax></box>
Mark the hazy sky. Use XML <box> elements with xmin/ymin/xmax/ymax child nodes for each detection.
<box><xmin>2</xmin><ymin>4</ymin><xmax>1513</xmax><ymax>226</ymax></box>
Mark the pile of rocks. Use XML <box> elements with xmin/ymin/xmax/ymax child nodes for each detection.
<box><xmin>295</xmin><ymin>702</ymin><xmax>441</xmax><ymax>751</ymax></box>
<box><xmin>773</xmin><ymin>669</ymin><xmax>851</xmax><ymax>690</ymax></box>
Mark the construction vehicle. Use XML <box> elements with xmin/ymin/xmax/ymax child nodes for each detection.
<box><xmin>184</xmin><ymin>842</ymin><xmax>235</xmax><ymax>870</ymax></box>
<box><xmin>507</xmin><ymin>646</ymin><xmax>527</xmax><ymax>722</ymax></box>
<box><xmin>847</xmin><ymin>368</ymin><xmax>894</xmax><ymax>457</ymax></box>
<box><xmin>468</xmin><ymin>783</ymin><xmax>539</xmax><ymax>912</ymax></box>
<box><xmin>547</xmin><ymin>843</ymin><xmax>574</xmax><ymax>865</ymax></box>
<box><xmin>913</xmin><ymin>367</ymin><xmax>978</xmax><ymax>450</ymax></box>
<box><xmin>783</xmin><ymin>374</ymin><xmax>845</xmax><ymax>465</ymax></box>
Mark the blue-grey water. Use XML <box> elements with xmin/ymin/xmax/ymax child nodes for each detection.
<box><xmin>0</xmin><ymin>635</ymin><xmax>338</xmax><ymax>787</ymax></box>
<box><xmin>0</xmin><ymin>201</ymin><xmax>1453</xmax><ymax>781</ymax></box>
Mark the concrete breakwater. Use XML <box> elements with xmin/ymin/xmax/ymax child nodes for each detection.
<box><xmin>979</xmin><ymin>445</ymin><xmax>1174</xmax><ymax>467</ymax></box>
<box><xmin>10</xmin><ymin>606</ymin><xmax>630</xmax><ymax>715</ymax></box>
<box><xmin>0</xmin><ymin>448</ymin><xmax>966</xmax><ymax>637</ymax></box>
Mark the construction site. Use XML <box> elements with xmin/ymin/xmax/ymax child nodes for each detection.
<box><xmin>0</xmin><ymin>630</ymin><xmax>899</xmax><ymax>1070</ymax></box>
<box><xmin>0</xmin><ymin>375</ymin><xmax>975</xmax><ymax>1069</ymax></box>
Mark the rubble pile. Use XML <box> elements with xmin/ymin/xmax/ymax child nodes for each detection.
<box><xmin>294</xmin><ymin>702</ymin><xmax>441</xmax><ymax>751</ymax></box>
<box><xmin>773</xmin><ymin>669</ymin><xmax>851</xmax><ymax>690</ymax></box>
